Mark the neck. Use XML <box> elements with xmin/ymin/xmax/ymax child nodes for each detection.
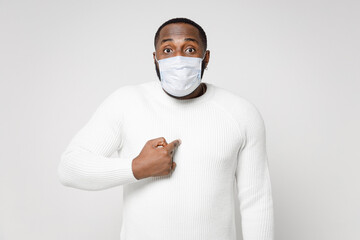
<box><xmin>163</xmin><ymin>82</ymin><xmax>207</xmax><ymax>100</ymax></box>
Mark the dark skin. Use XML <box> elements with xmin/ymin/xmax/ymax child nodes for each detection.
<box><xmin>153</xmin><ymin>23</ymin><xmax>210</xmax><ymax>99</ymax></box>
<box><xmin>132</xmin><ymin>23</ymin><xmax>210</xmax><ymax>180</ymax></box>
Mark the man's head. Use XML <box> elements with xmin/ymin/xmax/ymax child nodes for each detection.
<box><xmin>153</xmin><ymin>18</ymin><xmax>210</xmax><ymax>80</ymax></box>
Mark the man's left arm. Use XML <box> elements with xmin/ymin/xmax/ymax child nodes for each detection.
<box><xmin>235</xmin><ymin>104</ymin><xmax>274</xmax><ymax>240</ymax></box>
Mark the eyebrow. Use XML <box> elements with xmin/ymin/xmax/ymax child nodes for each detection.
<box><xmin>161</xmin><ymin>38</ymin><xmax>173</xmax><ymax>44</ymax></box>
<box><xmin>184</xmin><ymin>38</ymin><xmax>198</xmax><ymax>44</ymax></box>
<box><xmin>160</xmin><ymin>38</ymin><xmax>199</xmax><ymax>44</ymax></box>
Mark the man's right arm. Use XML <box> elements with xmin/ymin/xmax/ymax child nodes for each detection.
<box><xmin>57</xmin><ymin>89</ymin><xmax>139</xmax><ymax>191</ymax></box>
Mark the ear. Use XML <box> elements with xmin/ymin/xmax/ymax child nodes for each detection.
<box><xmin>204</xmin><ymin>50</ymin><xmax>210</xmax><ymax>69</ymax></box>
<box><xmin>153</xmin><ymin>52</ymin><xmax>156</xmax><ymax>64</ymax></box>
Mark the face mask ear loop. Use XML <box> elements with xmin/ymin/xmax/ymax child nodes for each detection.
<box><xmin>202</xmin><ymin>50</ymin><xmax>207</xmax><ymax>60</ymax></box>
<box><xmin>154</xmin><ymin>53</ymin><xmax>159</xmax><ymax>63</ymax></box>
<box><xmin>202</xmin><ymin>50</ymin><xmax>208</xmax><ymax>70</ymax></box>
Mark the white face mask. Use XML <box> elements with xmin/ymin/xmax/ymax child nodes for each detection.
<box><xmin>155</xmin><ymin>54</ymin><xmax>206</xmax><ymax>97</ymax></box>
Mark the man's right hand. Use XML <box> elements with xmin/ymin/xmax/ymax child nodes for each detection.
<box><xmin>131</xmin><ymin>137</ymin><xmax>182</xmax><ymax>180</ymax></box>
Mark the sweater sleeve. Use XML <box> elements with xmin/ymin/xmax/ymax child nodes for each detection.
<box><xmin>57</xmin><ymin>89</ymin><xmax>139</xmax><ymax>191</ymax></box>
<box><xmin>235</xmin><ymin>104</ymin><xmax>274</xmax><ymax>239</ymax></box>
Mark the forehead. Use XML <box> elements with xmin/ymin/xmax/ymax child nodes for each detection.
<box><xmin>158</xmin><ymin>23</ymin><xmax>201</xmax><ymax>43</ymax></box>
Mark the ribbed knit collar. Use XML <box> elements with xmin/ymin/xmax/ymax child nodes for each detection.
<box><xmin>148</xmin><ymin>79</ymin><xmax>215</xmax><ymax>107</ymax></box>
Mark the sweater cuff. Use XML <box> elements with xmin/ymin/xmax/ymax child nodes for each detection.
<box><xmin>99</xmin><ymin>156</ymin><xmax>140</xmax><ymax>186</ymax></box>
<box><xmin>124</xmin><ymin>157</ymin><xmax>140</xmax><ymax>183</ymax></box>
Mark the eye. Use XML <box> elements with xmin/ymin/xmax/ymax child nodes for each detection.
<box><xmin>185</xmin><ymin>48</ymin><xmax>196</xmax><ymax>53</ymax></box>
<box><xmin>163</xmin><ymin>48</ymin><xmax>172</xmax><ymax>54</ymax></box>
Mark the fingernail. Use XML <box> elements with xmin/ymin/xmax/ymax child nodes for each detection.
<box><xmin>178</xmin><ymin>139</ymin><xmax>182</xmax><ymax>145</ymax></box>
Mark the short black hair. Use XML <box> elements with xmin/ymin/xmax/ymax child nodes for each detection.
<box><xmin>154</xmin><ymin>17</ymin><xmax>207</xmax><ymax>52</ymax></box>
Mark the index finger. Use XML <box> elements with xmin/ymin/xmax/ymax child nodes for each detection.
<box><xmin>165</xmin><ymin>139</ymin><xmax>181</xmax><ymax>151</ymax></box>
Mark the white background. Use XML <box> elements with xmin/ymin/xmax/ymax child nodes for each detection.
<box><xmin>1</xmin><ymin>0</ymin><xmax>359</xmax><ymax>239</ymax></box>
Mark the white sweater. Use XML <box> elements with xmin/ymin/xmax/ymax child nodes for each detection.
<box><xmin>58</xmin><ymin>79</ymin><xmax>274</xmax><ymax>240</ymax></box>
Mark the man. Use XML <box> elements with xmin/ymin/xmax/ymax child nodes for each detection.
<box><xmin>58</xmin><ymin>17</ymin><xmax>274</xmax><ymax>240</ymax></box>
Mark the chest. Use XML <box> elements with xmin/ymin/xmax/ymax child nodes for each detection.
<box><xmin>119</xmin><ymin>103</ymin><xmax>244</xmax><ymax>177</ymax></box>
